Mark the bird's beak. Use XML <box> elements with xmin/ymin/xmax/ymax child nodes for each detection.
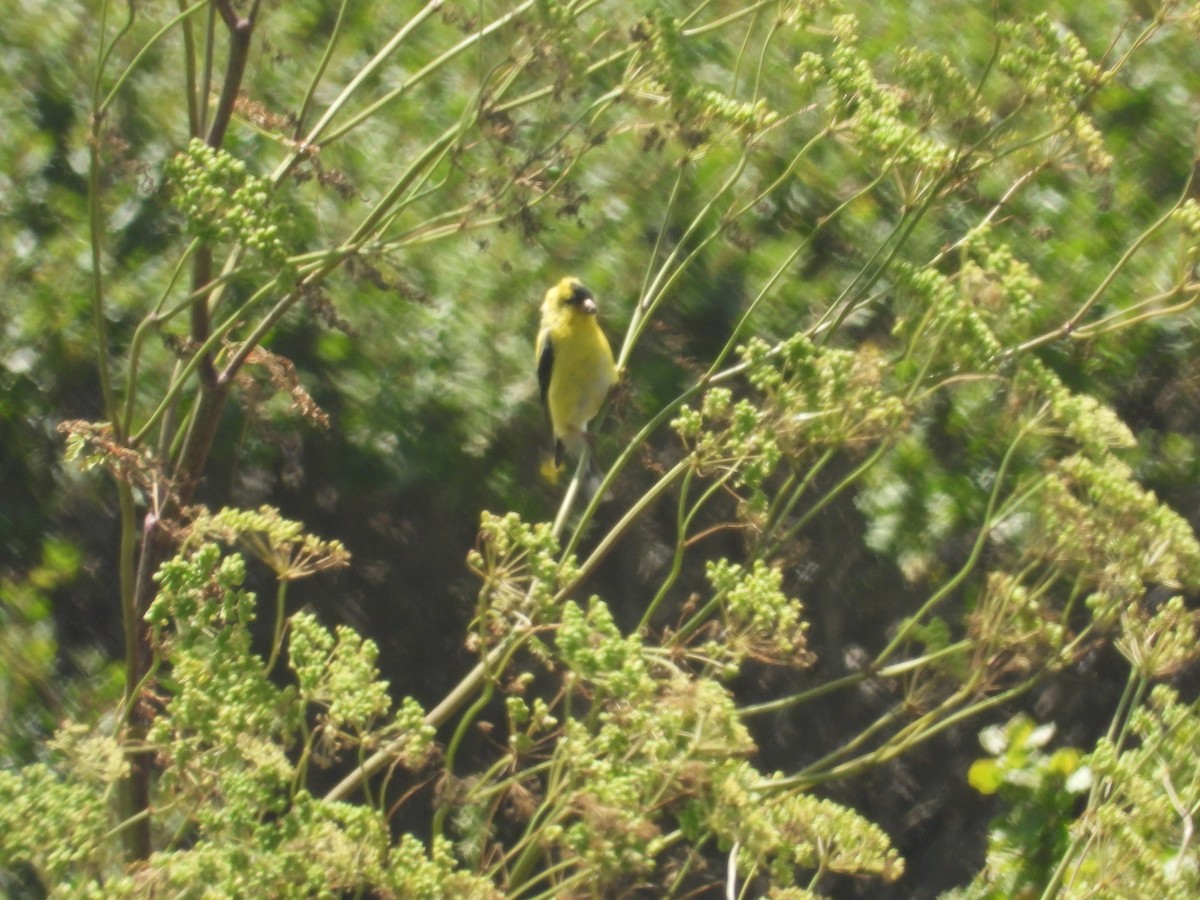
<box><xmin>581</xmin><ymin>297</ymin><xmax>597</xmax><ymax>315</ymax></box>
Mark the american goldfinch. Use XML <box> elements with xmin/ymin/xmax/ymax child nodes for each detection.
<box><xmin>536</xmin><ymin>276</ymin><xmax>618</xmax><ymax>471</ymax></box>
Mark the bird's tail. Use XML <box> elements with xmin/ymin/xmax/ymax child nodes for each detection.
<box><xmin>582</xmin><ymin>453</ymin><xmax>612</xmax><ymax>503</ymax></box>
<box><xmin>540</xmin><ymin>445</ymin><xmax>612</xmax><ymax>502</ymax></box>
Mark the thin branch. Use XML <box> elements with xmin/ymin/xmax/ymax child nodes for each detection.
<box><xmin>206</xmin><ymin>0</ymin><xmax>260</xmax><ymax>149</ymax></box>
<box><xmin>1014</xmin><ymin>146</ymin><xmax>1198</xmax><ymax>355</ymax></box>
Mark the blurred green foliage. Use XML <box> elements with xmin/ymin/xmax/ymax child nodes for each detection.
<box><xmin>3</xmin><ymin>0</ymin><xmax>1200</xmax><ymax>895</ymax></box>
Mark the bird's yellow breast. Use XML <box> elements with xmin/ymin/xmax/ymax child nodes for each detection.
<box><xmin>545</xmin><ymin>314</ymin><xmax>616</xmax><ymax>431</ymax></box>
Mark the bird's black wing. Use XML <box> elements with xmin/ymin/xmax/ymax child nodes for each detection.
<box><xmin>536</xmin><ymin>330</ymin><xmax>554</xmax><ymax>408</ymax></box>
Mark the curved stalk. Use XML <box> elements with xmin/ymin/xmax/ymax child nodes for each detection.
<box><xmin>98</xmin><ymin>1</ymin><xmax>210</xmax><ymax>117</ymax></box>
<box><xmin>1014</xmin><ymin>157</ymin><xmax>1197</xmax><ymax>354</ymax></box>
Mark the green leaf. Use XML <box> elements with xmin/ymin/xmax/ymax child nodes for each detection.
<box><xmin>968</xmin><ymin>759</ymin><xmax>1004</xmax><ymax>795</ymax></box>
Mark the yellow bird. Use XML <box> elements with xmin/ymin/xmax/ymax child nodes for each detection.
<box><xmin>536</xmin><ymin>277</ymin><xmax>618</xmax><ymax>473</ymax></box>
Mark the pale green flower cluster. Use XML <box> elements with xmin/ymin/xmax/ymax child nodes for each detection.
<box><xmin>166</xmin><ymin>138</ymin><xmax>290</xmax><ymax>266</ymax></box>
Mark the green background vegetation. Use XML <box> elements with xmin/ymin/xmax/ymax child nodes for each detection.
<box><xmin>3</xmin><ymin>0</ymin><xmax>1200</xmax><ymax>896</ymax></box>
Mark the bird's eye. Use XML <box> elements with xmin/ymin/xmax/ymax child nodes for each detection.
<box><xmin>568</xmin><ymin>284</ymin><xmax>592</xmax><ymax>306</ymax></box>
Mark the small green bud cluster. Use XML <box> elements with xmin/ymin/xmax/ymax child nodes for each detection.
<box><xmin>675</xmin><ymin>335</ymin><xmax>906</xmax><ymax>520</ymax></box>
<box><xmin>632</xmin><ymin>13</ymin><xmax>780</xmax><ymax>147</ymax></box>
<box><xmin>895</xmin><ymin>48</ymin><xmax>993</xmax><ymax>129</ymax></box>
<box><xmin>1116</xmin><ymin>595</ymin><xmax>1200</xmax><ymax>680</ymax></box>
<box><xmin>1081</xmin><ymin>685</ymin><xmax>1200</xmax><ymax>893</ymax></box>
<box><xmin>890</xmin><ymin>259</ymin><xmax>1005</xmax><ymax>373</ymax></box>
<box><xmin>1037</xmin><ymin>453</ymin><xmax>1200</xmax><ymax>620</ymax></box>
<box><xmin>0</xmin><ymin>760</ymin><xmax>119</xmax><ymax>887</ymax></box>
<box><xmin>998</xmin><ymin>14</ymin><xmax>1112</xmax><ymax>174</ymax></box>
<box><xmin>698</xmin><ymin>90</ymin><xmax>780</xmax><ymax>139</ymax></box>
<box><xmin>389</xmin><ymin>834</ymin><xmax>502</xmax><ymax>899</ymax></box>
<box><xmin>147</xmin><ymin>542</ymin><xmax>256</xmax><ymax>648</ymax></box>
<box><xmin>513</xmin><ymin>585</ymin><xmax>892</xmax><ymax>890</ymax></box>
<box><xmin>794</xmin><ymin>15</ymin><xmax>955</xmax><ymax>172</ymax></box>
<box><xmin>289</xmin><ymin>612</ymin><xmax>395</xmax><ymax>755</ymax></box>
<box><xmin>165</xmin><ymin>137</ymin><xmax>289</xmax><ymax>265</ymax></box>
<box><xmin>1019</xmin><ymin>358</ymin><xmax>1136</xmax><ymax>456</ymax></box>
<box><xmin>704</xmin><ymin>557</ymin><xmax>813</xmax><ymax>672</ymax></box>
<box><xmin>701</xmin><ymin>764</ymin><xmax>904</xmax><ymax>889</ymax></box>
<box><xmin>1172</xmin><ymin>198</ymin><xmax>1200</xmax><ymax>265</ymax></box>
<box><xmin>504</xmin><ymin>692</ymin><xmax>558</xmax><ymax>755</ymax></box>
<box><xmin>146</xmin><ymin>544</ymin><xmax>300</xmax><ymax>828</ymax></box>
<box><xmin>188</xmin><ymin>504</ymin><xmax>351</xmax><ymax>581</ymax></box>
<box><xmin>466</xmin><ymin>511</ymin><xmax>578</xmax><ymax>644</ymax></box>
<box><xmin>546</xmin><ymin>597</ymin><xmax>760</xmax><ymax>879</ymax></box>
<box><xmin>672</xmin><ymin>378</ymin><xmax>782</xmax><ymax>506</ymax></box>
<box><xmin>132</xmin><ymin>535</ymin><xmax>449</xmax><ymax>894</ymax></box>
<box><xmin>968</xmin><ymin>571</ymin><xmax>1064</xmax><ymax>682</ymax></box>
<box><xmin>557</xmin><ymin>597</ymin><xmax>655</xmax><ymax>701</ymax></box>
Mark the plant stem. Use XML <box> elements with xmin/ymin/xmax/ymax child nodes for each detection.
<box><xmin>431</xmin><ymin>680</ymin><xmax>495</xmax><ymax>840</ymax></box>
<box><xmin>264</xmin><ymin>579</ymin><xmax>289</xmax><ymax>675</ymax></box>
<box><xmin>324</xmin><ymin>632</ymin><xmax>526</xmax><ymax>803</ymax></box>
<box><xmin>206</xmin><ymin>0</ymin><xmax>260</xmax><ymax>149</ymax></box>
<box><xmin>1014</xmin><ymin>159</ymin><xmax>1197</xmax><ymax>354</ymax></box>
